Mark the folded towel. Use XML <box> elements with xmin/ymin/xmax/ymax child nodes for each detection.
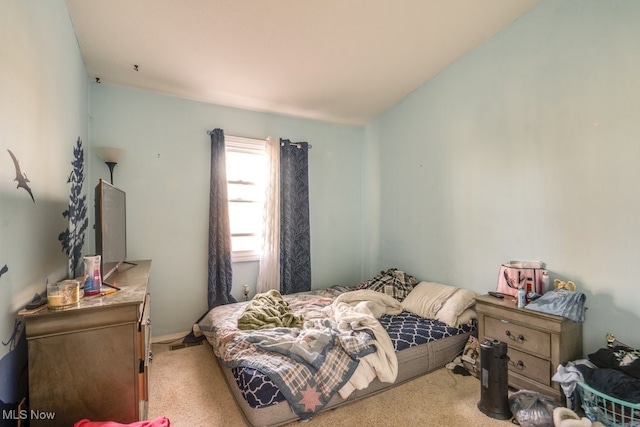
<box><xmin>525</xmin><ymin>289</ymin><xmax>586</xmax><ymax>322</ymax></box>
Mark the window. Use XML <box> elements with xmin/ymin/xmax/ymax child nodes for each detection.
<box><xmin>225</xmin><ymin>136</ymin><xmax>267</xmax><ymax>262</ymax></box>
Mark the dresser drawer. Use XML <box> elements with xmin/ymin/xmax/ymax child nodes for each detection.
<box><xmin>507</xmin><ymin>348</ymin><xmax>551</xmax><ymax>386</ymax></box>
<box><xmin>485</xmin><ymin>316</ymin><xmax>551</xmax><ymax>358</ymax></box>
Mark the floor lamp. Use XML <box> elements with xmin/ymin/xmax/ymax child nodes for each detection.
<box><xmin>94</xmin><ymin>147</ymin><xmax>125</xmax><ymax>185</ymax></box>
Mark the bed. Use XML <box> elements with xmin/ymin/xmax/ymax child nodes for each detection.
<box><xmin>198</xmin><ymin>271</ymin><xmax>478</xmax><ymax>427</ymax></box>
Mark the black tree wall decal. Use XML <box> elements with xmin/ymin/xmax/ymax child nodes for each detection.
<box><xmin>58</xmin><ymin>138</ymin><xmax>89</xmax><ymax>278</ymax></box>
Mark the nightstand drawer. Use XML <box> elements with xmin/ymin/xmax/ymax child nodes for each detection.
<box><xmin>507</xmin><ymin>348</ymin><xmax>551</xmax><ymax>386</ymax></box>
<box><xmin>485</xmin><ymin>316</ymin><xmax>551</xmax><ymax>358</ymax></box>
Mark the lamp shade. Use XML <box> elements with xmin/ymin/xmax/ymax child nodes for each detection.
<box><xmin>95</xmin><ymin>146</ymin><xmax>125</xmax><ymax>163</ymax></box>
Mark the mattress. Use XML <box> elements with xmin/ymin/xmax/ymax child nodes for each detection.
<box><xmin>199</xmin><ymin>287</ymin><xmax>476</xmax><ymax>427</ymax></box>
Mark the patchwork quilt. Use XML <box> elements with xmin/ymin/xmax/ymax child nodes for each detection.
<box><xmin>230</xmin><ymin>311</ymin><xmax>476</xmax><ymax>409</ymax></box>
<box><xmin>199</xmin><ymin>287</ymin><xmax>382</xmax><ymax>419</ymax></box>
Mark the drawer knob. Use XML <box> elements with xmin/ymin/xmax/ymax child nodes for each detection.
<box><xmin>505</xmin><ymin>330</ymin><xmax>525</xmax><ymax>343</ymax></box>
<box><xmin>508</xmin><ymin>359</ymin><xmax>525</xmax><ymax>370</ymax></box>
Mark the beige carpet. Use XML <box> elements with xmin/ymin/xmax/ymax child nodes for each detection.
<box><xmin>148</xmin><ymin>342</ymin><xmax>514</xmax><ymax>426</ymax></box>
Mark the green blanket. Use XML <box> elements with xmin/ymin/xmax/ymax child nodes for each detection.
<box><xmin>237</xmin><ymin>289</ymin><xmax>303</xmax><ymax>330</ymax></box>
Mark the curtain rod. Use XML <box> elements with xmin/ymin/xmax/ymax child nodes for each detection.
<box><xmin>206</xmin><ymin>130</ymin><xmax>312</xmax><ymax>149</ymax></box>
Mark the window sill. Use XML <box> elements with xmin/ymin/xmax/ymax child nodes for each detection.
<box><xmin>232</xmin><ymin>252</ymin><xmax>260</xmax><ymax>263</ymax></box>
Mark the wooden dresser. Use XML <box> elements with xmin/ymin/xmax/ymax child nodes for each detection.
<box><xmin>24</xmin><ymin>260</ymin><xmax>152</xmax><ymax>427</ymax></box>
<box><xmin>475</xmin><ymin>294</ymin><xmax>582</xmax><ymax>401</ymax></box>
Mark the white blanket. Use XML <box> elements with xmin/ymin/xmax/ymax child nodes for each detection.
<box><xmin>322</xmin><ymin>290</ymin><xmax>401</xmax><ymax>398</ymax></box>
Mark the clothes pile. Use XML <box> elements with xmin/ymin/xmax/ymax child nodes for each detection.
<box><xmin>553</xmin><ymin>344</ymin><xmax>640</xmax><ymax>415</ymax></box>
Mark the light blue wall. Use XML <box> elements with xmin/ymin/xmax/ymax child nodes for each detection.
<box><xmin>0</xmin><ymin>0</ymin><xmax>88</xmax><ymax>409</ymax></box>
<box><xmin>365</xmin><ymin>0</ymin><xmax>640</xmax><ymax>352</ymax></box>
<box><xmin>88</xmin><ymin>84</ymin><xmax>364</xmax><ymax>338</ymax></box>
<box><xmin>4</xmin><ymin>0</ymin><xmax>637</xmax><ymax>388</ymax></box>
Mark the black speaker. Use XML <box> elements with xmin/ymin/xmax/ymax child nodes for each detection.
<box><xmin>477</xmin><ymin>339</ymin><xmax>511</xmax><ymax>420</ymax></box>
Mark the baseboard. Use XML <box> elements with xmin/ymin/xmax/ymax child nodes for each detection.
<box><xmin>151</xmin><ymin>331</ymin><xmax>189</xmax><ymax>344</ymax></box>
<box><xmin>169</xmin><ymin>341</ymin><xmax>204</xmax><ymax>351</ymax></box>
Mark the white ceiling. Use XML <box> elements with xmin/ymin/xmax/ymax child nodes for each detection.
<box><xmin>65</xmin><ymin>0</ymin><xmax>540</xmax><ymax>126</ymax></box>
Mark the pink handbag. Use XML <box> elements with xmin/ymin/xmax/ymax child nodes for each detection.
<box><xmin>496</xmin><ymin>261</ymin><xmax>547</xmax><ymax>297</ymax></box>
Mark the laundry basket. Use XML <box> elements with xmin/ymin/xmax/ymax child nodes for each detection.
<box><xmin>576</xmin><ymin>381</ymin><xmax>640</xmax><ymax>426</ymax></box>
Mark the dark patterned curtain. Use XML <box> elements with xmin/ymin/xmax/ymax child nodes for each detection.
<box><xmin>207</xmin><ymin>128</ymin><xmax>236</xmax><ymax>308</ymax></box>
<box><xmin>279</xmin><ymin>139</ymin><xmax>311</xmax><ymax>294</ymax></box>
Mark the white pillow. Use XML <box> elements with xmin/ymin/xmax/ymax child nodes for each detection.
<box><xmin>401</xmin><ymin>281</ymin><xmax>458</xmax><ymax>319</ymax></box>
<box><xmin>435</xmin><ymin>288</ymin><xmax>478</xmax><ymax>327</ymax></box>
<box><xmin>453</xmin><ymin>308</ymin><xmax>477</xmax><ymax>327</ymax></box>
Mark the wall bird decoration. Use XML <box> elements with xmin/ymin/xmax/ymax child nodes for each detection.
<box><xmin>0</xmin><ymin>265</ymin><xmax>7</xmax><ymax>279</ymax></box>
<box><xmin>7</xmin><ymin>150</ymin><xmax>34</xmax><ymax>202</ymax></box>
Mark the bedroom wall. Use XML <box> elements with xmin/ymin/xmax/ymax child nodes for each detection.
<box><xmin>0</xmin><ymin>0</ymin><xmax>89</xmax><ymax>415</ymax></box>
<box><xmin>88</xmin><ymin>84</ymin><xmax>364</xmax><ymax>338</ymax></box>
<box><xmin>364</xmin><ymin>0</ymin><xmax>640</xmax><ymax>353</ymax></box>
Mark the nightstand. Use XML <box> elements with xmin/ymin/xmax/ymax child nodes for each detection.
<box><xmin>475</xmin><ymin>294</ymin><xmax>583</xmax><ymax>402</ymax></box>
